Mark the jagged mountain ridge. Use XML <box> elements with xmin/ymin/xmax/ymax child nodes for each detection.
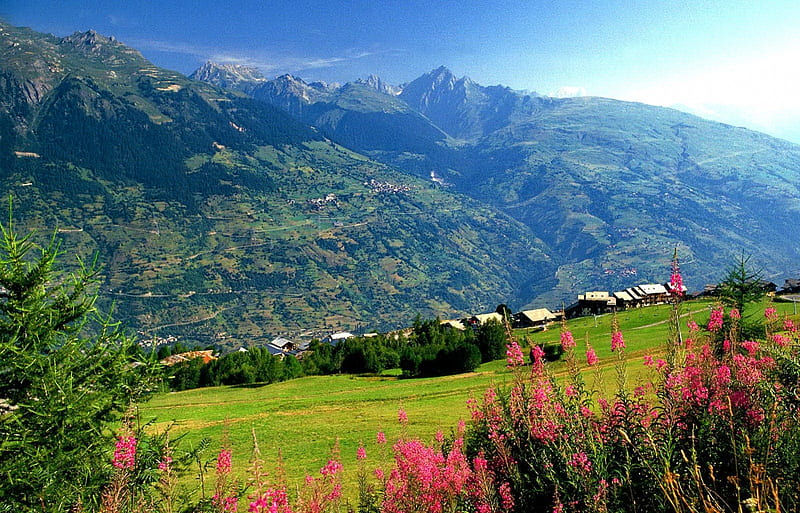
<box><xmin>194</xmin><ymin>62</ymin><xmax>800</xmax><ymax>300</ymax></box>
<box><xmin>0</xmin><ymin>21</ymin><xmax>557</xmax><ymax>345</ymax></box>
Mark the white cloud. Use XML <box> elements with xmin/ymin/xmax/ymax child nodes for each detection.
<box><xmin>549</xmin><ymin>86</ymin><xmax>587</xmax><ymax>98</ymax></box>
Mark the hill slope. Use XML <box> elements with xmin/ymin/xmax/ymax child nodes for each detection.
<box><xmin>196</xmin><ymin>63</ymin><xmax>800</xmax><ymax>300</ymax></box>
<box><xmin>0</xmin><ymin>22</ymin><xmax>556</xmax><ymax>345</ymax></box>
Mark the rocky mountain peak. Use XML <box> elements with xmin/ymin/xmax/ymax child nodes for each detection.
<box><xmin>189</xmin><ymin>61</ymin><xmax>266</xmax><ymax>92</ymax></box>
<box><xmin>354</xmin><ymin>74</ymin><xmax>401</xmax><ymax>95</ymax></box>
<box><xmin>58</xmin><ymin>29</ymin><xmax>144</xmax><ymax>65</ymax></box>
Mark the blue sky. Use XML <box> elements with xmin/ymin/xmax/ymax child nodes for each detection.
<box><xmin>4</xmin><ymin>0</ymin><xmax>800</xmax><ymax>142</ymax></box>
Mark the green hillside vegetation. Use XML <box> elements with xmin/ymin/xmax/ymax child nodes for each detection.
<box><xmin>207</xmin><ymin>64</ymin><xmax>800</xmax><ymax>307</ymax></box>
<box><xmin>142</xmin><ymin>297</ymin><xmax>795</xmax><ymax>496</ymax></box>
<box><xmin>0</xmin><ymin>21</ymin><xmax>556</xmax><ymax>346</ymax></box>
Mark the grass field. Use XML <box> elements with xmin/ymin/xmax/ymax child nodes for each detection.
<box><xmin>140</xmin><ymin>297</ymin><xmax>793</xmax><ymax>499</ymax></box>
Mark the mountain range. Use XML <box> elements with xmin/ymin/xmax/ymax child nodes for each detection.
<box><xmin>192</xmin><ymin>61</ymin><xmax>800</xmax><ymax>302</ymax></box>
<box><xmin>2</xmin><ymin>20</ymin><xmax>800</xmax><ymax>346</ymax></box>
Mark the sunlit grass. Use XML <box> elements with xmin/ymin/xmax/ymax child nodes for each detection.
<box><xmin>141</xmin><ymin>296</ymin><xmax>797</xmax><ymax>498</ymax></box>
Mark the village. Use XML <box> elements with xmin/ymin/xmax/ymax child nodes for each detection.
<box><xmin>158</xmin><ymin>275</ymin><xmax>796</xmax><ymax>368</ymax></box>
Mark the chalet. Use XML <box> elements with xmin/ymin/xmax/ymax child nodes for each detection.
<box><xmin>755</xmin><ymin>280</ymin><xmax>778</xmax><ymax>294</ymax></box>
<box><xmin>782</xmin><ymin>279</ymin><xmax>800</xmax><ymax>294</ymax></box>
<box><xmin>636</xmin><ymin>284</ymin><xmax>670</xmax><ymax>305</ymax></box>
<box><xmin>322</xmin><ymin>332</ymin><xmax>355</xmax><ymax>345</ymax></box>
<box><xmin>440</xmin><ymin>319</ymin><xmax>466</xmax><ymax>331</ymax></box>
<box><xmin>269</xmin><ymin>337</ymin><xmax>296</xmax><ymax>352</ymax></box>
<box><xmin>613</xmin><ymin>290</ymin><xmax>636</xmax><ymax>310</ymax></box>
<box><xmin>470</xmin><ymin>312</ymin><xmax>504</xmax><ymax>326</ymax></box>
<box><xmin>565</xmin><ymin>291</ymin><xmax>616</xmax><ymax>318</ymax></box>
<box><xmin>513</xmin><ymin>308</ymin><xmax>557</xmax><ymax>329</ymax></box>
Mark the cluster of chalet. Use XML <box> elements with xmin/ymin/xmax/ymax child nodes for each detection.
<box><xmin>441</xmin><ymin>307</ymin><xmax>560</xmax><ymax>332</ymax></box>
<box><xmin>159</xmin><ymin>331</ymin><xmax>356</xmax><ymax>366</ymax></box>
<box><xmin>565</xmin><ymin>283</ymin><xmax>680</xmax><ymax>318</ymax></box>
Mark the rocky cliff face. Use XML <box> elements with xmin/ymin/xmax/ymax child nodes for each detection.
<box><xmin>189</xmin><ymin>61</ymin><xmax>267</xmax><ymax>93</ymax></box>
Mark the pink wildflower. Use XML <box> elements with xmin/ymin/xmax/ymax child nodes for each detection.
<box><xmin>499</xmin><ymin>481</ymin><xmax>515</xmax><ymax>510</ymax></box>
<box><xmin>669</xmin><ymin>254</ymin><xmax>684</xmax><ymax>298</ymax></box>
<box><xmin>741</xmin><ymin>340</ymin><xmax>760</xmax><ymax>356</ymax></box>
<box><xmin>560</xmin><ymin>330</ymin><xmax>576</xmax><ymax>351</ymax></box>
<box><xmin>784</xmin><ymin>319</ymin><xmax>797</xmax><ymax>332</ymax></box>
<box><xmin>249</xmin><ymin>487</ymin><xmax>291</xmax><ymax>513</ymax></box>
<box><xmin>771</xmin><ymin>333</ymin><xmax>790</xmax><ymax>347</ymax></box>
<box><xmin>567</xmin><ymin>452</ymin><xmax>592</xmax><ymax>473</ymax></box>
<box><xmin>376</xmin><ymin>431</ymin><xmax>387</xmax><ymax>444</ymax></box>
<box><xmin>320</xmin><ymin>459</ymin><xmax>342</xmax><ymax>476</ymax></box>
<box><xmin>765</xmin><ymin>307</ymin><xmax>778</xmax><ymax>320</ymax></box>
<box><xmin>505</xmin><ymin>340</ymin><xmax>525</xmax><ymax>367</ymax></box>
<box><xmin>687</xmin><ymin>320</ymin><xmax>700</xmax><ymax>332</ymax></box>
<box><xmin>212</xmin><ymin>494</ymin><xmax>238</xmax><ymax>513</ymax></box>
<box><xmin>611</xmin><ymin>330</ymin><xmax>625</xmax><ymax>352</ymax></box>
<box><xmin>398</xmin><ymin>408</ymin><xmax>408</xmax><ymax>425</ymax></box>
<box><xmin>531</xmin><ymin>345</ymin><xmax>545</xmax><ymax>363</ymax></box>
<box><xmin>158</xmin><ymin>455</ymin><xmax>172</xmax><ymax>472</ymax></box>
<box><xmin>356</xmin><ymin>446</ymin><xmax>367</xmax><ymax>460</ymax></box>
<box><xmin>216</xmin><ymin>449</ymin><xmax>232</xmax><ymax>475</ymax></box>
<box><xmin>585</xmin><ymin>346</ymin><xmax>599</xmax><ymax>366</ymax></box>
<box><xmin>729</xmin><ymin>308</ymin><xmax>741</xmax><ymax>320</ymax></box>
<box><xmin>112</xmin><ymin>435</ymin><xmax>137</xmax><ymax>470</ymax></box>
<box><xmin>708</xmin><ymin>307</ymin><xmax>724</xmax><ymax>332</ymax></box>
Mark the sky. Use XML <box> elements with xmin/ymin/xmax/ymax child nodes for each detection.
<box><xmin>3</xmin><ymin>0</ymin><xmax>800</xmax><ymax>143</ymax></box>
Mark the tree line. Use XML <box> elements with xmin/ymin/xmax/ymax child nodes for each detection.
<box><xmin>166</xmin><ymin>315</ymin><xmax>510</xmax><ymax>390</ymax></box>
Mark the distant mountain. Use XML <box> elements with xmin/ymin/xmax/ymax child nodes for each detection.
<box><xmin>194</xmin><ymin>64</ymin><xmax>800</xmax><ymax>300</ymax></box>
<box><xmin>0</xmin><ymin>22</ymin><xmax>556</xmax><ymax>346</ymax></box>
<box><xmin>399</xmin><ymin>66</ymin><xmax>549</xmax><ymax>140</ymax></box>
<box><xmin>355</xmin><ymin>74</ymin><xmax>401</xmax><ymax>96</ymax></box>
<box><xmin>189</xmin><ymin>61</ymin><xmax>266</xmax><ymax>93</ymax></box>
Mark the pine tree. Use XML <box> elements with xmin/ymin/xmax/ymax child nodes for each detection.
<box><xmin>0</xmin><ymin>213</ymin><xmax>154</xmax><ymax>512</ymax></box>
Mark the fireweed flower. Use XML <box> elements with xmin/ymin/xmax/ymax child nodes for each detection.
<box><xmin>567</xmin><ymin>452</ymin><xmax>592</xmax><ymax>473</ymax></box>
<box><xmin>560</xmin><ymin>330</ymin><xmax>576</xmax><ymax>351</ymax></box>
<box><xmin>216</xmin><ymin>449</ymin><xmax>232</xmax><ymax>475</ymax></box>
<box><xmin>248</xmin><ymin>487</ymin><xmax>290</xmax><ymax>513</ymax></box>
<box><xmin>669</xmin><ymin>251</ymin><xmax>684</xmax><ymax>298</ymax></box>
<box><xmin>356</xmin><ymin>445</ymin><xmax>367</xmax><ymax>460</ymax></box>
<box><xmin>320</xmin><ymin>459</ymin><xmax>342</xmax><ymax>476</ymax></box>
<box><xmin>398</xmin><ymin>408</ymin><xmax>408</xmax><ymax>425</ymax></box>
<box><xmin>765</xmin><ymin>307</ymin><xmax>778</xmax><ymax>320</ymax></box>
<box><xmin>112</xmin><ymin>435</ymin><xmax>137</xmax><ymax>470</ymax></box>
<box><xmin>376</xmin><ymin>431</ymin><xmax>387</xmax><ymax>445</ymax></box>
<box><xmin>158</xmin><ymin>455</ymin><xmax>173</xmax><ymax>472</ymax></box>
<box><xmin>506</xmin><ymin>340</ymin><xmax>525</xmax><ymax>367</ymax></box>
<box><xmin>741</xmin><ymin>340</ymin><xmax>760</xmax><ymax>356</ymax></box>
<box><xmin>611</xmin><ymin>330</ymin><xmax>625</xmax><ymax>352</ymax></box>
<box><xmin>708</xmin><ymin>307</ymin><xmax>724</xmax><ymax>332</ymax></box>
<box><xmin>212</xmin><ymin>494</ymin><xmax>238</xmax><ymax>513</ymax></box>
<box><xmin>729</xmin><ymin>308</ymin><xmax>741</xmax><ymax>320</ymax></box>
<box><xmin>585</xmin><ymin>346</ymin><xmax>599</xmax><ymax>366</ymax></box>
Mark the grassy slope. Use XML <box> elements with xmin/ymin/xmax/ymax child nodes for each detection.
<box><xmin>141</xmin><ymin>297</ymin><xmax>795</xmax><ymax>497</ymax></box>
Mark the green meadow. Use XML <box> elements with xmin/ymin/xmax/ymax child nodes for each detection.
<box><xmin>141</xmin><ymin>297</ymin><xmax>793</xmax><ymax>496</ymax></box>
